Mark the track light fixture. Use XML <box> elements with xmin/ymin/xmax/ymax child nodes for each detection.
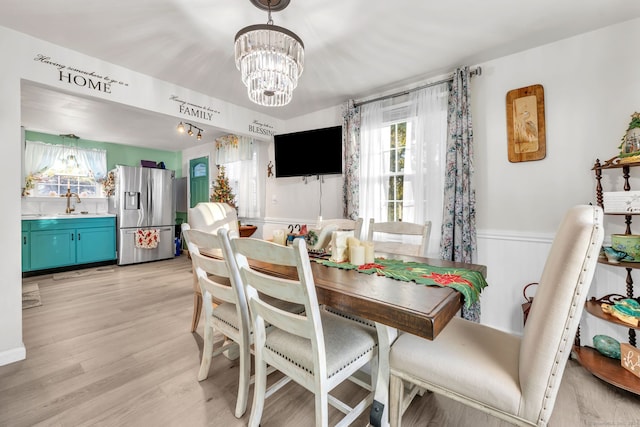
<box><xmin>176</xmin><ymin>121</ymin><xmax>204</xmax><ymax>141</ymax></box>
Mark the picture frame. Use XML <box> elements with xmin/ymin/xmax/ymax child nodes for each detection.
<box><xmin>506</xmin><ymin>84</ymin><xmax>546</xmax><ymax>162</ymax></box>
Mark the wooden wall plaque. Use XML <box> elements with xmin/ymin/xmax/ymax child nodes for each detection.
<box><xmin>506</xmin><ymin>84</ymin><xmax>546</xmax><ymax>162</ymax></box>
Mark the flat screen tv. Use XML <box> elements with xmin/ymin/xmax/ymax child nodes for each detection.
<box><xmin>274</xmin><ymin>125</ymin><xmax>343</xmax><ymax>178</ymax></box>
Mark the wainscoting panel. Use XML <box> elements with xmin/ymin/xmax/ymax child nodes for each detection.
<box><xmin>477</xmin><ymin>230</ymin><xmax>631</xmax><ymax>345</ymax></box>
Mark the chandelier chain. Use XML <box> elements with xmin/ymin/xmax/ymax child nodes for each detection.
<box><xmin>266</xmin><ymin>0</ymin><xmax>274</xmax><ymax>25</ymax></box>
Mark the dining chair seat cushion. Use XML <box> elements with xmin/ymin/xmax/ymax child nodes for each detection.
<box><xmin>212</xmin><ymin>302</ymin><xmax>240</xmax><ymax>331</ymax></box>
<box><xmin>266</xmin><ymin>310</ymin><xmax>378</xmax><ymax>379</ymax></box>
<box><xmin>390</xmin><ymin>317</ymin><xmax>522</xmax><ymax>415</ymax></box>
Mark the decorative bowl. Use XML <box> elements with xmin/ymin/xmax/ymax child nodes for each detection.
<box><xmin>611</xmin><ymin>234</ymin><xmax>640</xmax><ymax>262</ymax></box>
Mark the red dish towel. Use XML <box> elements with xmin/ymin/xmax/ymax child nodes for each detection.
<box><xmin>136</xmin><ymin>229</ymin><xmax>159</xmax><ymax>249</ymax></box>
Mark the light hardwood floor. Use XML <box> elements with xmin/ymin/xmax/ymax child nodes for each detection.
<box><xmin>2</xmin><ymin>255</ymin><xmax>639</xmax><ymax>426</ymax></box>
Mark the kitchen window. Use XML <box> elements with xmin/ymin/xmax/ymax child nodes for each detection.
<box><xmin>24</xmin><ymin>140</ymin><xmax>107</xmax><ymax>197</ymax></box>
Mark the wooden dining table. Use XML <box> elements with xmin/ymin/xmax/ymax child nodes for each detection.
<box><xmin>248</xmin><ymin>252</ymin><xmax>487</xmax><ymax>427</ymax></box>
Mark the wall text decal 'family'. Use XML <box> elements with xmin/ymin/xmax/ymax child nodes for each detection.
<box><xmin>169</xmin><ymin>95</ymin><xmax>220</xmax><ymax>122</ymax></box>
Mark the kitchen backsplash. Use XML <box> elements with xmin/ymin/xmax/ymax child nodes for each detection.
<box><xmin>22</xmin><ymin>197</ymin><xmax>109</xmax><ymax>215</ymax></box>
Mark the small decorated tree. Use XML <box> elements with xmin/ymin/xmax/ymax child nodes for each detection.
<box><xmin>210</xmin><ymin>165</ymin><xmax>236</xmax><ymax>209</ymax></box>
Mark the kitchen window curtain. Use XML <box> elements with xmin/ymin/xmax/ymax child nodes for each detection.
<box><xmin>24</xmin><ymin>140</ymin><xmax>107</xmax><ymax>181</ymax></box>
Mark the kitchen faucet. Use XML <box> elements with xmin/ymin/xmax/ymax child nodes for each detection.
<box><xmin>61</xmin><ymin>188</ymin><xmax>81</xmax><ymax>213</ymax></box>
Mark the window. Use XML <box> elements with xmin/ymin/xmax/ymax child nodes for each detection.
<box><xmin>215</xmin><ymin>135</ymin><xmax>265</xmax><ymax>218</ymax></box>
<box><xmin>24</xmin><ymin>140</ymin><xmax>107</xmax><ymax>197</ymax></box>
<box><xmin>359</xmin><ymin>83</ymin><xmax>449</xmax><ymax>257</ymax></box>
<box><xmin>384</xmin><ymin>122</ymin><xmax>407</xmax><ymax>221</ymax></box>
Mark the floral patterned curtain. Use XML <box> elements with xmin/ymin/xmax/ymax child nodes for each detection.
<box><xmin>341</xmin><ymin>100</ymin><xmax>361</xmax><ymax>219</ymax></box>
<box><xmin>440</xmin><ymin>66</ymin><xmax>479</xmax><ymax>322</ymax></box>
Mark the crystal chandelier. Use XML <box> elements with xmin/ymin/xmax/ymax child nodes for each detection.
<box><xmin>234</xmin><ymin>0</ymin><xmax>304</xmax><ymax>107</ymax></box>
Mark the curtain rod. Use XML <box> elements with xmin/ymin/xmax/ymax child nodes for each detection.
<box><xmin>353</xmin><ymin>66</ymin><xmax>482</xmax><ymax>108</ymax></box>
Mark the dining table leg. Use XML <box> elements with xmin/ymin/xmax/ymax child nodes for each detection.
<box><xmin>370</xmin><ymin>322</ymin><xmax>398</xmax><ymax>427</ymax></box>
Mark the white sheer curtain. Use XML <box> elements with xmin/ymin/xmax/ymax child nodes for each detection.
<box><xmin>405</xmin><ymin>84</ymin><xmax>449</xmax><ymax>257</ymax></box>
<box><xmin>215</xmin><ymin>135</ymin><xmax>264</xmax><ymax>218</ymax></box>
<box><xmin>24</xmin><ymin>140</ymin><xmax>59</xmax><ymax>176</ymax></box>
<box><xmin>359</xmin><ymin>100</ymin><xmax>385</xmax><ymax>222</ymax></box>
<box><xmin>358</xmin><ymin>83</ymin><xmax>448</xmax><ymax>257</ymax></box>
<box><xmin>25</xmin><ymin>140</ymin><xmax>107</xmax><ymax>180</ymax></box>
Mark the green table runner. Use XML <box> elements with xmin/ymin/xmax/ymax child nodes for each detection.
<box><xmin>316</xmin><ymin>257</ymin><xmax>487</xmax><ymax>308</ymax></box>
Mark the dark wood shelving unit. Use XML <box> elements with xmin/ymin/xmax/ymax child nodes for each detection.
<box><xmin>573</xmin><ymin>346</ymin><xmax>640</xmax><ymax>394</ymax></box>
<box><xmin>579</xmin><ymin>157</ymin><xmax>640</xmax><ymax>395</ymax></box>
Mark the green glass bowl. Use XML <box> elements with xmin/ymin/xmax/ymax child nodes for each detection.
<box><xmin>611</xmin><ymin>234</ymin><xmax>640</xmax><ymax>262</ymax></box>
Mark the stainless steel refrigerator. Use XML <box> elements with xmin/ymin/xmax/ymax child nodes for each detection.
<box><xmin>108</xmin><ymin>165</ymin><xmax>176</xmax><ymax>265</ymax></box>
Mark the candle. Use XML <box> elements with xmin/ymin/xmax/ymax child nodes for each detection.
<box><xmin>346</xmin><ymin>236</ymin><xmax>360</xmax><ymax>249</ymax></box>
<box><xmin>349</xmin><ymin>245</ymin><xmax>365</xmax><ymax>266</ymax></box>
<box><xmin>363</xmin><ymin>241</ymin><xmax>375</xmax><ymax>264</ymax></box>
<box><xmin>330</xmin><ymin>231</ymin><xmax>352</xmax><ymax>262</ymax></box>
<box><xmin>67</xmin><ymin>179</ymin><xmax>70</xmax><ymax>190</ymax></box>
<box><xmin>273</xmin><ymin>229</ymin><xmax>286</xmax><ymax>246</ymax></box>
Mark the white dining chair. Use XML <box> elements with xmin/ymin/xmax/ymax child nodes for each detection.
<box><xmin>181</xmin><ymin>226</ymin><xmax>254</xmax><ymax>418</ymax></box>
<box><xmin>367</xmin><ymin>219</ymin><xmax>431</xmax><ymax>257</ymax></box>
<box><xmin>388</xmin><ymin>204</ymin><xmax>604</xmax><ymax>426</ymax></box>
<box><xmin>183</xmin><ymin>227</ymin><xmax>303</xmax><ymax>418</ymax></box>
<box><xmin>227</xmin><ymin>234</ymin><xmax>379</xmax><ymax>427</ymax></box>
<box><xmin>318</xmin><ymin>217</ymin><xmax>364</xmax><ymax>240</ymax></box>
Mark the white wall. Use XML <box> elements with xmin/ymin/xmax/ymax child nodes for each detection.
<box><xmin>472</xmin><ymin>18</ymin><xmax>640</xmax><ymax>339</ymax></box>
<box><xmin>0</xmin><ymin>25</ymin><xmax>283</xmax><ymax>366</ymax></box>
<box><xmin>274</xmin><ymin>19</ymin><xmax>640</xmax><ymax>340</ymax></box>
<box><xmin>3</xmin><ymin>18</ymin><xmax>640</xmax><ymax>366</ymax></box>
<box><xmin>262</xmin><ymin>105</ymin><xmax>344</xmax><ymax>238</ymax></box>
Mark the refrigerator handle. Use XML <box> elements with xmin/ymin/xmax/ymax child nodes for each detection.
<box><xmin>148</xmin><ymin>180</ymin><xmax>153</xmax><ymax>221</ymax></box>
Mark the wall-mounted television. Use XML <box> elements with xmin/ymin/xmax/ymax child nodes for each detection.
<box><xmin>274</xmin><ymin>125</ymin><xmax>343</xmax><ymax>178</ymax></box>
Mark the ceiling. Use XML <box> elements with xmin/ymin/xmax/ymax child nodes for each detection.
<box><xmin>4</xmin><ymin>0</ymin><xmax>640</xmax><ymax>151</ymax></box>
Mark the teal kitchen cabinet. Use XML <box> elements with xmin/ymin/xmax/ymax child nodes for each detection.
<box><xmin>23</xmin><ymin>216</ymin><xmax>116</xmax><ymax>272</ymax></box>
<box><xmin>30</xmin><ymin>227</ymin><xmax>76</xmax><ymax>270</ymax></box>
<box><xmin>21</xmin><ymin>221</ymin><xmax>30</xmax><ymax>272</ymax></box>
<box><xmin>76</xmin><ymin>225</ymin><xmax>117</xmax><ymax>264</ymax></box>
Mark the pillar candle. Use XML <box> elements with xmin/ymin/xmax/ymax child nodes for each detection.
<box><xmin>330</xmin><ymin>230</ymin><xmax>353</xmax><ymax>262</ymax></box>
<box><xmin>363</xmin><ymin>241</ymin><xmax>375</xmax><ymax>264</ymax></box>
<box><xmin>273</xmin><ymin>229</ymin><xmax>286</xmax><ymax>246</ymax></box>
<box><xmin>350</xmin><ymin>245</ymin><xmax>365</xmax><ymax>266</ymax></box>
<box><xmin>346</xmin><ymin>236</ymin><xmax>360</xmax><ymax>249</ymax></box>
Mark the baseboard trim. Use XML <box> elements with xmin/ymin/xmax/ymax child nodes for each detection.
<box><xmin>0</xmin><ymin>344</ymin><xmax>26</xmax><ymax>367</ymax></box>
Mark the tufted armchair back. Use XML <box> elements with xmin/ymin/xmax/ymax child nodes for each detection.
<box><xmin>187</xmin><ymin>202</ymin><xmax>239</xmax><ymax>235</ymax></box>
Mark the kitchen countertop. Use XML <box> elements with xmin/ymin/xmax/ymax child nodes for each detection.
<box><xmin>22</xmin><ymin>213</ymin><xmax>116</xmax><ymax>220</ymax></box>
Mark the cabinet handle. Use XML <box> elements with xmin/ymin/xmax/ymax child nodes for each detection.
<box><xmin>71</xmin><ymin>233</ymin><xmax>74</xmax><ymax>241</ymax></box>
<box><xmin>78</xmin><ymin>233</ymin><xmax>81</xmax><ymax>240</ymax></box>
<box><xmin>23</xmin><ymin>236</ymin><xmax>26</xmax><ymax>245</ymax></box>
